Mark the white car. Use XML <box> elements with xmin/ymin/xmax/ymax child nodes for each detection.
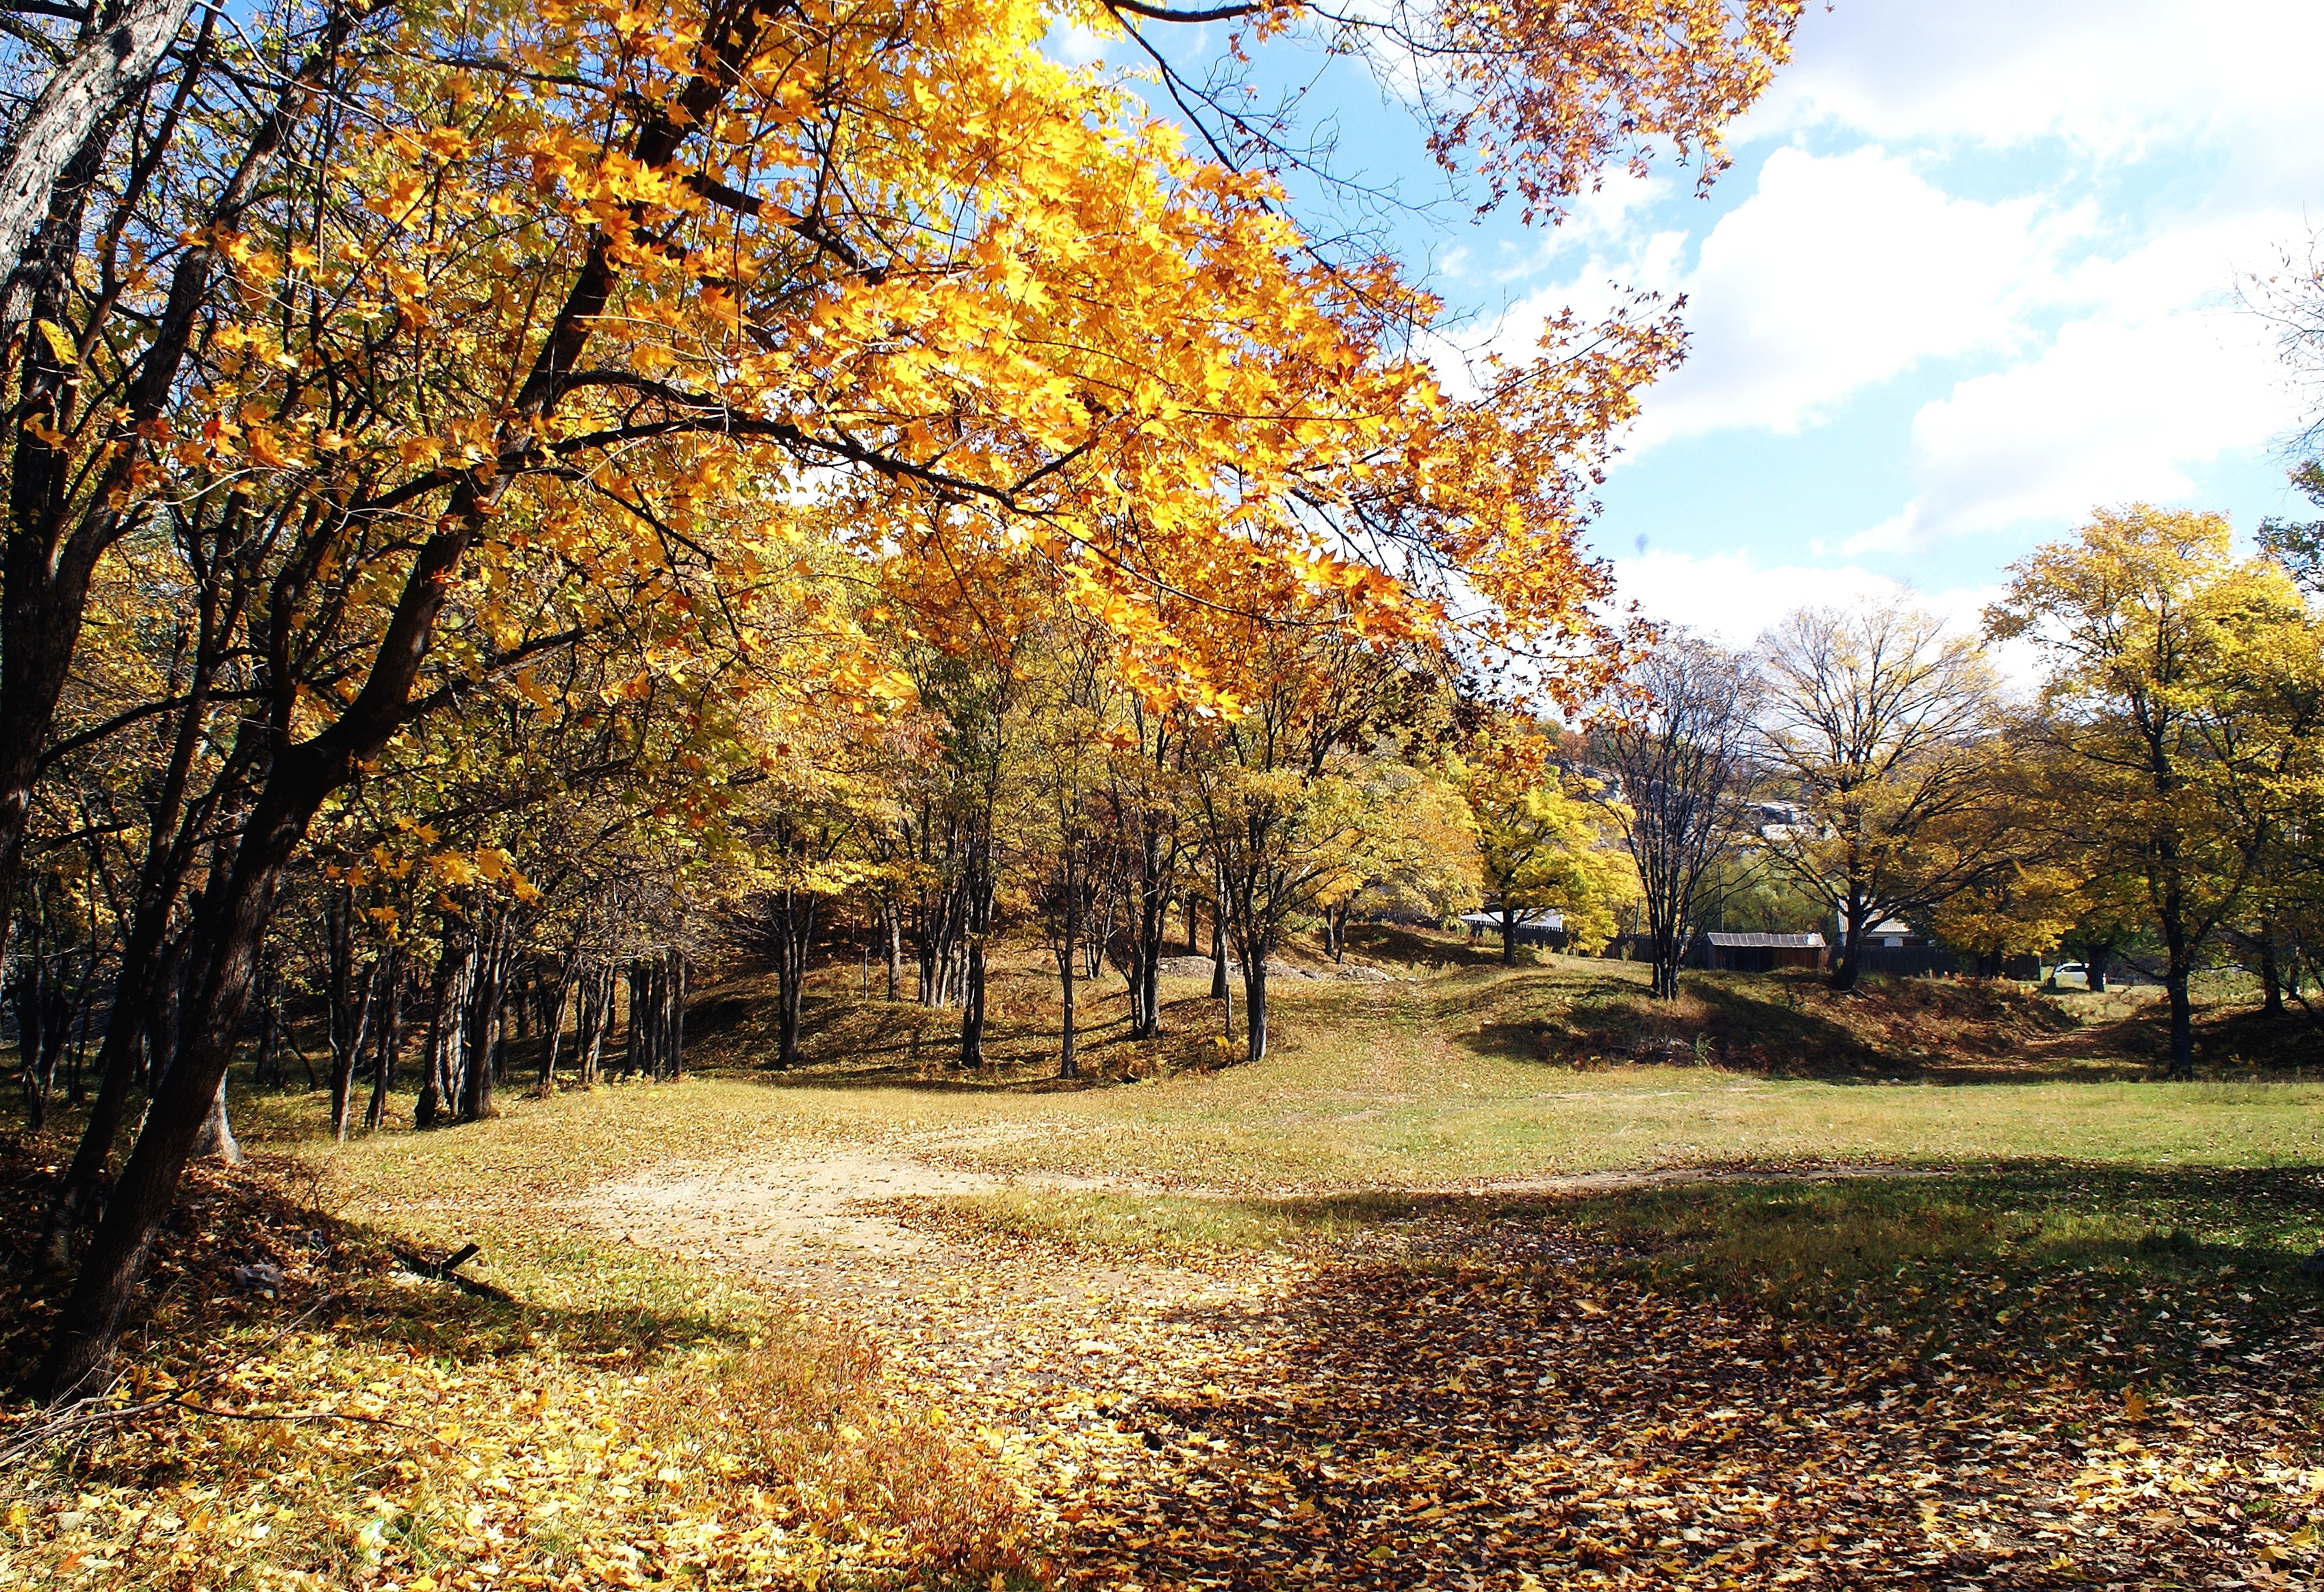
<box><xmin>2050</xmin><ymin>962</ymin><xmax>2090</xmax><ymax>990</ymax></box>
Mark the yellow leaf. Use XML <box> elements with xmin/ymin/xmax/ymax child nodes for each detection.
<box><xmin>32</xmin><ymin>319</ymin><xmax>74</xmax><ymax>364</ymax></box>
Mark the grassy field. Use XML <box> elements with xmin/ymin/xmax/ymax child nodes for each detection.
<box><xmin>669</xmin><ymin>930</ymin><xmax>2324</xmax><ymax>1191</ymax></box>
<box><xmin>1</xmin><ymin>931</ymin><xmax>2320</xmax><ymax>1589</ymax></box>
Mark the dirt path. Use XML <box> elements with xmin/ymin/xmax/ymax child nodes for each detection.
<box><xmin>592</xmin><ymin>1147</ymin><xmax>1254</xmax><ymax>1328</ymax></box>
<box><xmin>589</xmin><ymin>1150</ymin><xmax>2299</xmax><ymax>1591</ymax></box>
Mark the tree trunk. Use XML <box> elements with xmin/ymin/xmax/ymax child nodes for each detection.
<box><xmin>1830</xmin><ymin>896</ymin><xmax>1871</xmax><ymax>992</ymax></box>
<box><xmin>538</xmin><ymin>951</ymin><xmax>576</xmax><ymax>1089</ymax></box>
<box><xmin>576</xmin><ymin>962</ymin><xmax>612</xmax><ymax>1087</ymax></box>
<box><xmin>2162</xmin><ymin>900</ymin><xmax>2195</xmax><ymax>1080</ymax></box>
<box><xmin>884</xmin><ymin>894</ymin><xmax>900</xmax><ymax>1001</ymax></box>
<box><xmin>958</xmin><ymin>853</ymin><xmax>993</xmax><ymax>1069</ymax></box>
<box><xmin>1210</xmin><ymin>883</ymin><xmax>1229</xmax><ymax>1000</ymax></box>
<box><xmin>1136</xmin><ymin>934</ymin><xmax>1160</xmax><ymax>1048</ymax></box>
<box><xmin>960</xmin><ymin>938</ymin><xmax>987</xmax><ymax>1069</ymax></box>
<box><xmin>1651</xmin><ymin>921</ymin><xmax>1685</xmax><ymax>1000</ymax></box>
<box><xmin>416</xmin><ymin>941</ymin><xmax>472</xmax><ymax>1129</ymax></box>
<box><xmin>252</xmin><ymin>965</ymin><xmax>284</xmax><ymax>1091</ymax></box>
<box><xmin>188</xmin><ymin>1074</ymin><xmax>240</xmax><ymax>1163</ymax></box>
<box><xmin>770</xmin><ymin>889</ymin><xmax>815</xmax><ymax>1070</ymax></box>
<box><xmin>628</xmin><ymin>959</ymin><xmax>644</xmax><ymax>1079</ymax></box>
<box><xmin>1241</xmin><ymin>955</ymin><xmax>1268</xmax><ymax>1065</ymax></box>
<box><xmin>0</xmin><ymin>0</ymin><xmax>199</xmax><ymax>290</ymax></box>
<box><xmin>459</xmin><ymin>915</ymin><xmax>512</xmax><ymax>1121</ymax></box>
<box><xmin>36</xmin><ymin>987</ymin><xmax>144</xmax><ymax>1273</ymax></box>
<box><xmin>39</xmin><ymin>609</ymin><xmax>225</xmax><ymax>1267</ymax></box>
<box><xmin>1057</xmin><ymin>926</ymin><xmax>1078</xmax><ymax>1081</ymax></box>
<box><xmin>1500</xmin><ymin>902</ymin><xmax>1518</xmax><ymax>967</ymax></box>
<box><xmin>364</xmin><ymin>949</ymin><xmax>402</xmax><ymax>1131</ymax></box>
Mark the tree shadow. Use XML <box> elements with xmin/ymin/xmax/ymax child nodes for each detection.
<box><xmin>1451</xmin><ymin>965</ymin><xmax>1881</xmax><ymax>1077</ymax></box>
<box><xmin>1047</xmin><ymin>1165</ymin><xmax>2323</xmax><ymax>1587</ymax></box>
<box><xmin>1337</xmin><ymin>922</ymin><xmax>1521</xmax><ymax>970</ymax></box>
<box><xmin>1440</xmin><ymin>961</ymin><xmax>2227</xmax><ymax>1085</ymax></box>
<box><xmin>696</xmin><ymin>988</ymin><xmax>1241</xmax><ymax>1096</ymax></box>
<box><xmin>0</xmin><ymin>1143</ymin><xmax>762</xmax><ymax>1401</ymax></box>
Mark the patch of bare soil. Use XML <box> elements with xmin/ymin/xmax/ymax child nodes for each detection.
<box><xmin>592</xmin><ymin>1152</ymin><xmax>2316</xmax><ymax>1592</ymax></box>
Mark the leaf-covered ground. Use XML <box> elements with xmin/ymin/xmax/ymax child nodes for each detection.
<box><xmin>606</xmin><ymin>1157</ymin><xmax>2324</xmax><ymax>1591</ymax></box>
<box><xmin>5</xmin><ymin>947</ymin><xmax>2323</xmax><ymax>1589</ymax></box>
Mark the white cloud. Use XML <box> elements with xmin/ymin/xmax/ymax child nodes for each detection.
<box><xmin>1613</xmin><ymin>549</ymin><xmax>1982</xmax><ymax>644</ymax></box>
<box><xmin>1450</xmin><ymin>0</ymin><xmax>2324</xmax><ymax>564</ymax></box>
<box><xmin>1746</xmin><ymin>0</ymin><xmax>2324</xmax><ymax>166</ymax></box>
<box><xmin>1474</xmin><ymin>147</ymin><xmax>2071</xmax><ymax>437</ymax></box>
<box><xmin>1613</xmin><ymin>550</ymin><xmax>2044</xmax><ymax>694</ymax></box>
<box><xmin>1045</xmin><ymin>22</ymin><xmax>1111</xmax><ymax>66</ymax></box>
<box><xmin>1634</xmin><ymin>147</ymin><xmax>2074</xmax><ymax>444</ymax></box>
<box><xmin>1848</xmin><ymin>306</ymin><xmax>2288</xmax><ymax>553</ymax></box>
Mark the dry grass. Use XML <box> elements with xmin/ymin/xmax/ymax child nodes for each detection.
<box><xmin>3</xmin><ymin>934</ymin><xmax>2321</xmax><ymax>1589</ymax></box>
<box><xmin>0</xmin><ymin>1114</ymin><xmax>1040</xmax><ymax>1591</ymax></box>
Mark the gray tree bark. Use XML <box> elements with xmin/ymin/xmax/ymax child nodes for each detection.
<box><xmin>0</xmin><ymin>0</ymin><xmax>198</xmax><ymax>292</ymax></box>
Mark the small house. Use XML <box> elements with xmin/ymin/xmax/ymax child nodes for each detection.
<box><xmin>1704</xmin><ymin>931</ymin><xmax>1826</xmax><ymax>972</ymax></box>
<box><xmin>1461</xmin><ymin>908</ymin><xmax>1566</xmax><ymax>950</ymax></box>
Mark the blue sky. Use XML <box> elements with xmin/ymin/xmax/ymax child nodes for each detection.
<box><xmin>1064</xmin><ymin>1</ymin><xmax>2324</xmax><ymax>645</ymax></box>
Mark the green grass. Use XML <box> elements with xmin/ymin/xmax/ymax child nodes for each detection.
<box><xmin>669</xmin><ymin>950</ymin><xmax>2324</xmax><ymax>1191</ymax></box>
<box><xmin>902</xmin><ymin>1162</ymin><xmax>2324</xmax><ymax>1443</ymax></box>
<box><xmin>11</xmin><ymin>936</ymin><xmax>2324</xmax><ymax>1588</ymax></box>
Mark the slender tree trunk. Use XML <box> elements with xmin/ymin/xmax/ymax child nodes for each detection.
<box><xmin>416</xmin><ymin>942</ymin><xmax>468</xmax><ymax>1128</ymax></box>
<box><xmin>771</xmin><ymin>889</ymin><xmax>815</xmax><ymax>1070</ymax></box>
<box><xmin>579</xmin><ymin>963</ymin><xmax>613</xmax><ymax>1087</ymax></box>
<box><xmin>2258</xmin><ymin>930</ymin><xmax>2285</xmax><ymax>1017</ymax></box>
<box><xmin>1500</xmin><ymin>902</ymin><xmax>1518</xmax><ymax>967</ymax></box>
<box><xmin>36</xmin><ymin>985</ymin><xmax>145</xmax><ymax>1272</ymax></box>
<box><xmin>1210</xmin><ymin>879</ymin><xmax>1229</xmax><ymax>1001</ymax></box>
<box><xmin>1136</xmin><ymin>931</ymin><xmax>1160</xmax><ymax>1046</ymax></box>
<box><xmin>1830</xmin><ymin>894</ymin><xmax>1871</xmax><ymax>992</ymax></box>
<box><xmin>364</xmin><ymin>948</ymin><xmax>402</xmax><ymax>1131</ymax></box>
<box><xmin>1057</xmin><ymin>890</ymin><xmax>1078</xmax><ymax>1082</ymax></box>
<box><xmin>459</xmin><ymin>915</ymin><xmax>511</xmax><ymax>1121</ymax></box>
<box><xmin>958</xmin><ymin>852</ymin><xmax>993</xmax><ymax>1069</ymax></box>
<box><xmin>252</xmin><ymin>965</ymin><xmax>283</xmax><ymax>1090</ymax></box>
<box><xmin>960</xmin><ymin>938</ymin><xmax>987</xmax><ymax>1069</ymax></box>
<box><xmin>1241</xmin><ymin>955</ymin><xmax>1268</xmax><ymax>1065</ymax></box>
<box><xmin>2162</xmin><ymin>881</ymin><xmax>2195</xmax><ymax>1080</ymax></box>
<box><xmin>883</xmin><ymin>894</ymin><xmax>900</xmax><ymax>1001</ymax></box>
<box><xmin>538</xmin><ymin>951</ymin><xmax>576</xmax><ymax>1089</ymax></box>
<box><xmin>187</xmin><ymin>1074</ymin><xmax>239</xmax><ymax>1163</ymax></box>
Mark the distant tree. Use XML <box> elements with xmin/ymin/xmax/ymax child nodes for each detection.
<box><xmin>1710</xmin><ymin>861</ymin><xmax>1827</xmax><ymax>936</ymax></box>
<box><xmin>1023</xmin><ymin>616</ymin><xmax>1119</xmax><ymax>1080</ymax></box>
<box><xmin>1930</xmin><ymin>863</ymin><xmax>2084</xmax><ymax>979</ymax></box>
<box><xmin>1590</xmin><ymin>633</ymin><xmax>1757</xmax><ymax>998</ymax></box>
<box><xmin>1190</xmin><ymin>628</ymin><xmax>1433</xmax><ymax>1063</ymax></box>
<box><xmin>1323</xmin><ymin>763</ymin><xmax>1481</xmax><ymax>957</ymax></box>
<box><xmin>1756</xmin><ymin>603</ymin><xmax>2005</xmax><ymax>991</ymax></box>
<box><xmin>2256</xmin><ymin>464</ymin><xmax>2324</xmax><ymax>600</ymax></box>
<box><xmin>1986</xmin><ymin>505</ymin><xmax>2316</xmax><ymax>1076</ymax></box>
<box><xmin>1459</xmin><ymin>731</ymin><xmax>1633</xmax><ymax>966</ymax></box>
